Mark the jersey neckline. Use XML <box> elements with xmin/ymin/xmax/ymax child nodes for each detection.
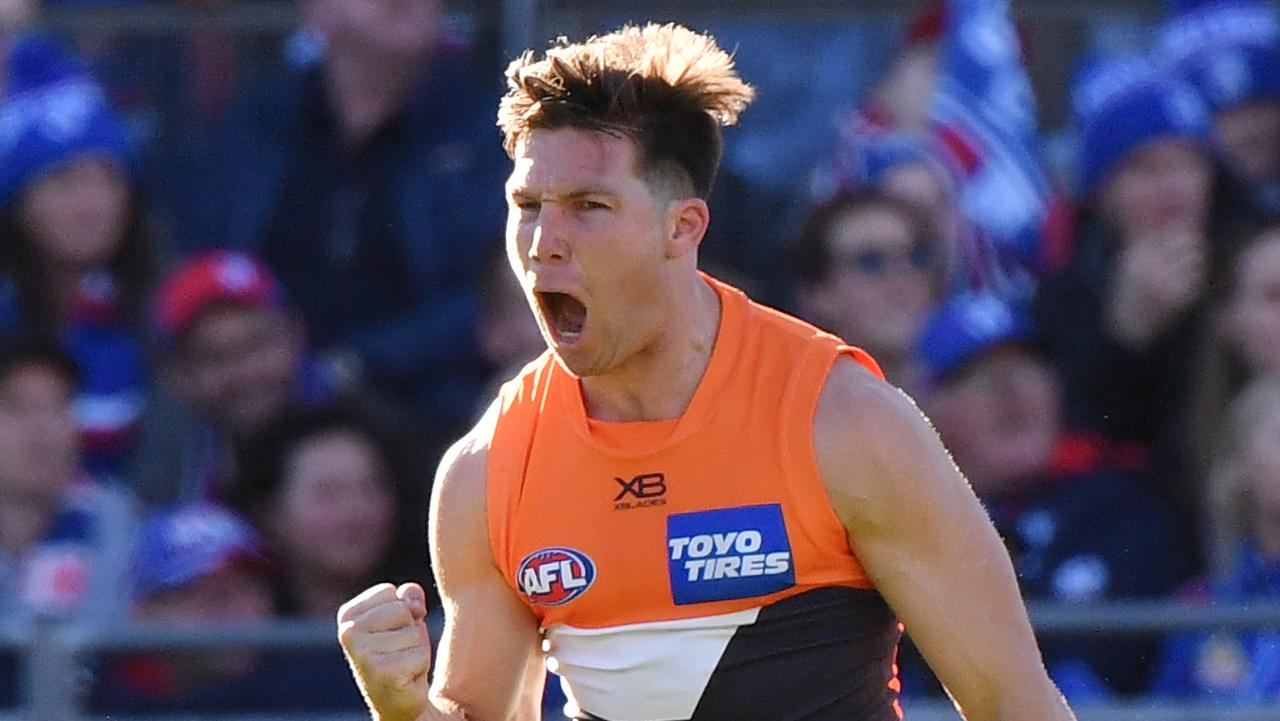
<box><xmin>553</xmin><ymin>274</ymin><xmax>749</xmax><ymax>459</ymax></box>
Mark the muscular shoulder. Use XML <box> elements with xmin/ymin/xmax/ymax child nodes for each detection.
<box><xmin>430</xmin><ymin>400</ymin><xmax>500</xmax><ymax>578</ymax></box>
<box><xmin>813</xmin><ymin>357</ymin><xmax>957</xmax><ymax>532</ymax></box>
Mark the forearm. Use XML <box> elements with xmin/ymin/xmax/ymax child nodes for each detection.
<box><xmin>960</xmin><ymin>676</ymin><xmax>1075</xmax><ymax>721</ymax></box>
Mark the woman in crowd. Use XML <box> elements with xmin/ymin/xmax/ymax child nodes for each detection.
<box><xmin>232</xmin><ymin>401</ymin><xmax>428</xmax><ymax>619</ymax></box>
<box><xmin>1036</xmin><ymin>55</ymin><xmax>1258</xmax><ymax>560</ymax></box>
<box><xmin>0</xmin><ymin>35</ymin><xmax>155</xmax><ymax>476</ymax></box>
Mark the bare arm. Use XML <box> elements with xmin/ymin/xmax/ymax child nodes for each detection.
<box><xmin>815</xmin><ymin>359</ymin><xmax>1075</xmax><ymax>721</ymax></box>
<box><xmin>427</xmin><ymin>422</ymin><xmax>546</xmax><ymax>720</ymax></box>
<box><xmin>338</xmin><ymin>408</ymin><xmax>544</xmax><ymax>721</ymax></box>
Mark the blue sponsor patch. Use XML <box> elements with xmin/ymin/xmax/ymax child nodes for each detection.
<box><xmin>666</xmin><ymin>504</ymin><xmax>795</xmax><ymax>605</ymax></box>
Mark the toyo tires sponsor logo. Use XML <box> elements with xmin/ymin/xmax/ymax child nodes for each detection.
<box><xmin>667</xmin><ymin>504</ymin><xmax>796</xmax><ymax>605</ymax></box>
<box><xmin>516</xmin><ymin>546</ymin><xmax>596</xmax><ymax>606</ymax></box>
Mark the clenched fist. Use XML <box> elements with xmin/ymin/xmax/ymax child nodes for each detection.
<box><xmin>338</xmin><ymin>582</ymin><xmax>433</xmax><ymax>721</ymax></box>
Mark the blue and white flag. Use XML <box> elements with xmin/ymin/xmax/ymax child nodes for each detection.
<box><xmin>928</xmin><ymin>0</ymin><xmax>1062</xmax><ymax>297</ymax></box>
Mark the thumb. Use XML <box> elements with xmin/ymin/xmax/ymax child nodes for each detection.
<box><xmin>397</xmin><ymin>582</ymin><xmax>428</xmax><ymax>622</ymax></box>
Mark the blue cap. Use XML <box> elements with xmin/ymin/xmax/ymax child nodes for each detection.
<box><xmin>1158</xmin><ymin>1</ymin><xmax>1280</xmax><ymax>112</ymax></box>
<box><xmin>1071</xmin><ymin>54</ymin><xmax>1210</xmax><ymax>196</ymax></box>
<box><xmin>132</xmin><ymin>504</ymin><xmax>269</xmax><ymax>599</ymax></box>
<box><xmin>0</xmin><ymin>35</ymin><xmax>134</xmax><ymax>210</ymax></box>
<box><xmin>917</xmin><ymin>292</ymin><xmax>1036</xmax><ymax>383</ymax></box>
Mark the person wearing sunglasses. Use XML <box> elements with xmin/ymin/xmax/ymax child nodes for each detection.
<box><xmin>793</xmin><ymin>189</ymin><xmax>945</xmax><ymax>396</ymax></box>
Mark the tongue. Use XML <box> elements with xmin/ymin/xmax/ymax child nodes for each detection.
<box><xmin>555</xmin><ymin>296</ymin><xmax>586</xmax><ymax>335</ymax></box>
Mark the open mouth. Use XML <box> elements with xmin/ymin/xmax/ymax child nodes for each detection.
<box><xmin>536</xmin><ymin>291</ymin><xmax>587</xmax><ymax>344</ymax></box>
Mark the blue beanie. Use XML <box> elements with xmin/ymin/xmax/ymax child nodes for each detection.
<box><xmin>917</xmin><ymin>292</ymin><xmax>1037</xmax><ymax>384</ymax></box>
<box><xmin>1071</xmin><ymin>54</ymin><xmax>1210</xmax><ymax>196</ymax></box>
<box><xmin>1158</xmin><ymin>1</ymin><xmax>1280</xmax><ymax>112</ymax></box>
<box><xmin>0</xmin><ymin>35</ymin><xmax>133</xmax><ymax>211</ymax></box>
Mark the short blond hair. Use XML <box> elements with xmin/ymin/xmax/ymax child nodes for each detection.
<box><xmin>498</xmin><ymin>23</ymin><xmax>755</xmax><ymax>198</ymax></box>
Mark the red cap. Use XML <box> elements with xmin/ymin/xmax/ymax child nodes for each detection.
<box><xmin>152</xmin><ymin>251</ymin><xmax>283</xmax><ymax>348</ymax></box>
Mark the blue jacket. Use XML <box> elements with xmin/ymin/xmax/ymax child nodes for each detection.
<box><xmin>174</xmin><ymin>47</ymin><xmax>509</xmax><ymax>436</ymax></box>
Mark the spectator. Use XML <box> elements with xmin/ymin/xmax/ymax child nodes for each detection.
<box><xmin>1036</xmin><ymin>54</ymin><xmax>1254</xmax><ymax>545</ymax></box>
<box><xmin>1152</xmin><ymin>375</ymin><xmax>1280</xmax><ymax>700</ymax></box>
<box><xmin>792</xmin><ymin>190</ymin><xmax>944</xmax><ymax>395</ymax></box>
<box><xmin>94</xmin><ymin>502</ymin><xmax>363</xmax><ymax>713</ymax></box>
<box><xmin>917</xmin><ymin>292</ymin><xmax>1188</xmax><ymax>697</ymax></box>
<box><xmin>1159</xmin><ymin>0</ymin><xmax>1280</xmax><ymax>216</ymax></box>
<box><xmin>128</xmin><ymin>250</ymin><xmax>333</xmax><ymax>506</ymax></box>
<box><xmin>0</xmin><ymin>334</ymin><xmax>134</xmax><ymax>629</ymax></box>
<box><xmin>234</xmin><ymin>401</ymin><xmax>429</xmax><ymax>619</ymax></box>
<box><xmin>0</xmin><ymin>35</ymin><xmax>155</xmax><ymax>477</ymax></box>
<box><xmin>179</xmin><ymin>0</ymin><xmax>508</xmax><ymax>451</ymax></box>
<box><xmin>1190</xmin><ymin>223</ymin><xmax>1280</xmax><ymax>570</ymax></box>
<box><xmin>819</xmin><ymin>134</ymin><xmax>962</xmax><ymax>290</ymax></box>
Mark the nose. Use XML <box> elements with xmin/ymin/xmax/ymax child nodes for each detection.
<box><xmin>528</xmin><ymin>203</ymin><xmax>569</xmax><ymax>264</ymax></box>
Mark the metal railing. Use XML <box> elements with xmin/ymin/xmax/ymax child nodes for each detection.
<box><xmin>0</xmin><ymin>601</ymin><xmax>1276</xmax><ymax>721</ymax></box>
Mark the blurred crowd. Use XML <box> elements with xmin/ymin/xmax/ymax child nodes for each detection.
<box><xmin>2</xmin><ymin>0</ymin><xmax>1280</xmax><ymax>714</ymax></box>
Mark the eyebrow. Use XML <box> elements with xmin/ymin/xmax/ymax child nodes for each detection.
<box><xmin>507</xmin><ymin>187</ymin><xmax>618</xmax><ymax>201</ymax></box>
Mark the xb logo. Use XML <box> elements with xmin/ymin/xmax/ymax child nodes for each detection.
<box><xmin>613</xmin><ymin>472</ymin><xmax>668</xmax><ymax>510</ymax></box>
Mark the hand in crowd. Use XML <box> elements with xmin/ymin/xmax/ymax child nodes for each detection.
<box><xmin>1107</xmin><ymin>224</ymin><xmax>1208</xmax><ymax>349</ymax></box>
<box><xmin>338</xmin><ymin>582</ymin><xmax>434</xmax><ymax>721</ymax></box>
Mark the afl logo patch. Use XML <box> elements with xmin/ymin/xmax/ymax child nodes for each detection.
<box><xmin>516</xmin><ymin>547</ymin><xmax>596</xmax><ymax>606</ymax></box>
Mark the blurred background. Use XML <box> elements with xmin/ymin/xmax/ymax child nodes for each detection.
<box><xmin>2</xmin><ymin>0</ymin><xmax>1280</xmax><ymax>719</ymax></box>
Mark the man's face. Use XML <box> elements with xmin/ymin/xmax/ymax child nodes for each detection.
<box><xmin>927</xmin><ymin>346</ymin><xmax>1061</xmax><ymax>497</ymax></box>
<box><xmin>505</xmin><ymin>128</ymin><xmax>674</xmax><ymax>377</ymax></box>
<box><xmin>0</xmin><ymin>362</ymin><xmax>78</xmax><ymax>499</ymax></box>
<box><xmin>172</xmin><ymin>305</ymin><xmax>302</xmax><ymax>437</ymax></box>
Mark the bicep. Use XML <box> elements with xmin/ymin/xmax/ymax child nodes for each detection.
<box><xmin>427</xmin><ymin>435</ymin><xmax>544</xmax><ymax>720</ymax></box>
<box><xmin>816</xmin><ymin>366</ymin><xmax>1054</xmax><ymax>716</ymax></box>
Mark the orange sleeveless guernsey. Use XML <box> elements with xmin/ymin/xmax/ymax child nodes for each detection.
<box><xmin>487</xmin><ymin>275</ymin><xmax>902</xmax><ymax>721</ymax></box>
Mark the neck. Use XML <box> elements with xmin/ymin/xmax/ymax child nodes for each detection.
<box><xmin>580</xmin><ymin>274</ymin><xmax>721</xmax><ymax>422</ymax></box>
<box><xmin>0</xmin><ymin>492</ymin><xmax>58</xmax><ymax>558</ymax></box>
<box><xmin>322</xmin><ymin>50</ymin><xmax>424</xmax><ymax>147</ymax></box>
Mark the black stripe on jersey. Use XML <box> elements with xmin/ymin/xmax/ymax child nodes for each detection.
<box><xmin>577</xmin><ymin>586</ymin><xmax>902</xmax><ymax>721</ymax></box>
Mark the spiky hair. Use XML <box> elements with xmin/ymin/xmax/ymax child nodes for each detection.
<box><xmin>498</xmin><ymin>23</ymin><xmax>756</xmax><ymax>199</ymax></box>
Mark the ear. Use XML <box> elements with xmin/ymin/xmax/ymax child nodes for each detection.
<box><xmin>664</xmin><ymin>198</ymin><xmax>710</xmax><ymax>260</ymax></box>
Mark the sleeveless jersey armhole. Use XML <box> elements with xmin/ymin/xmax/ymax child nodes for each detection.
<box><xmin>485</xmin><ymin>372</ymin><xmax>548</xmax><ymax>596</ymax></box>
<box><xmin>777</xmin><ymin>340</ymin><xmax>886</xmax><ymax>563</ymax></box>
